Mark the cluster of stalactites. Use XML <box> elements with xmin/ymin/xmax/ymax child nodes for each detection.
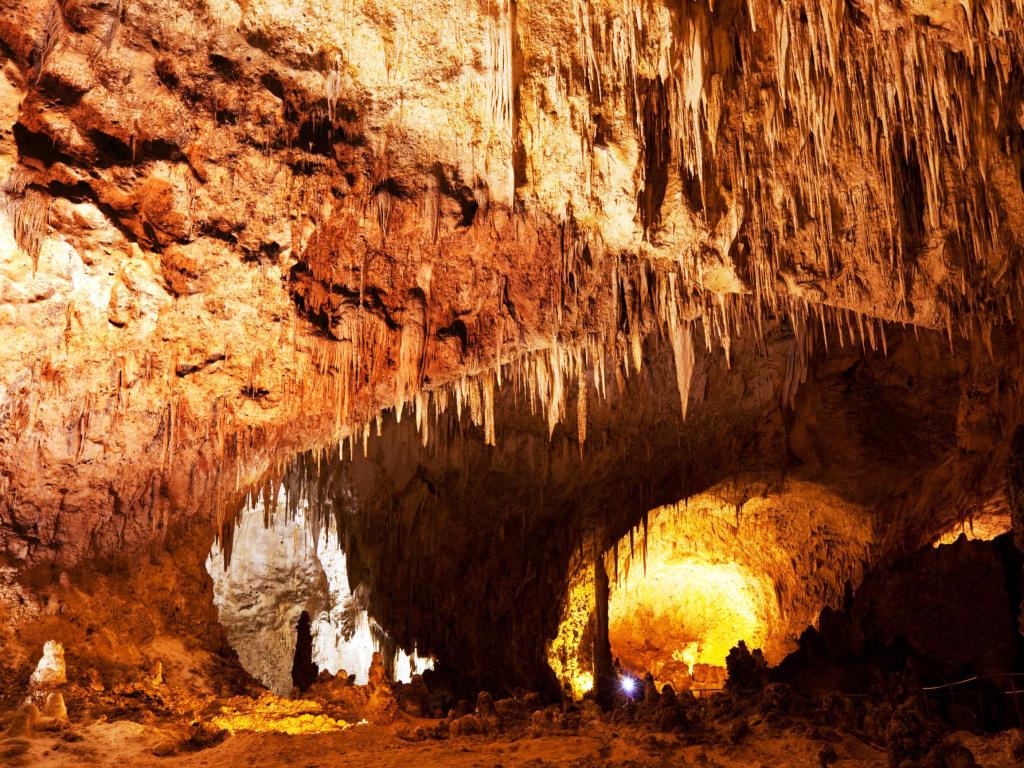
<box><xmin>567</xmin><ymin>0</ymin><xmax>1024</xmax><ymax>327</ymax></box>
<box><xmin>230</xmin><ymin>256</ymin><xmax>926</xmax><ymax>558</ymax></box>
<box><xmin>317</xmin><ymin>258</ymin><xmax>732</xmax><ymax>464</ymax></box>
<box><xmin>750</xmin><ymin>0</ymin><xmax>1020</xmax><ymax>308</ymax></box>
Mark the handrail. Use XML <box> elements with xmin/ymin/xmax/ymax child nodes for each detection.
<box><xmin>921</xmin><ymin>672</ymin><xmax>1024</xmax><ymax>692</ymax></box>
<box><xmin>918</xmin><ymin>671</ymin><xmax>1024</xmax><ymax>731</ymax></box>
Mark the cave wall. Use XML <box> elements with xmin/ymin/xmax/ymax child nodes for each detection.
<box><xmin>2</xmin><ymin>0</ymin><xmax>1024</xmax><ymax>569</ymax></box>
<box><xmin>1</xmin><ymin>0</ymin><xmax>1024</xmax><ymax>705</ymax></box>
<box><xmin>0</xmin><ymin>517</ymin><xmax>251</xmax><ymax>713</ymax></box>
<box><xmin>206</xmin><ymin>496</ymin><xmax>432</xmax><ymax>694</ymax></box>
<box><xmin>806</xmin><ymin>536</ymin><xmax>1024</xmax><ymax>684</ymax></box>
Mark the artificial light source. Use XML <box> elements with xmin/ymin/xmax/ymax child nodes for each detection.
<box><xmin>619</xmin><ymin>675</ymin><xmax>638</xmax><ymax>697</ymax></box>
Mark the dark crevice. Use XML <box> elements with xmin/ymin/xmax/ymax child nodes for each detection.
<box><xmin>240</xmin><ymin>385</ymin><xmax>271</xmax><ymax>400</ymax></box>
<box><xmin>13</xmin><ymin>122</ymin><xmax>78</xmax><ymax>168</ymax></box>
<box><xmin>261</xmin><ymin>72</ymin><xmax>285</xmax><ymax>99</ymax></box>
<box><xmin>288</xmin><ymin>261</ymin><xmax>402</xmax><ymax>339</ymax></box>
<box><xmin>637</xmin><ymin>76</ymin><xmax>670</xmax><ymax>240</ymax></box>
<box><xmin>290</xmin><ymin>611</ymin><xmax>319</xmax><ymax>692</ymax></box>
<box><xmin>209</xmin><ymin>53</ymin><xmax>240</xmax><ymax>81</ymax></box>
<box><xmin>175</xmin><ymin>353</ymin><xmax>226</xmax><ymax>378</ymax></box>
<box><xmin>436</xmin><ymin>319</ymin><xmax>470</xmax><ymax>354</ymax></box>
<box><xmin>39</xmin><ymin>178</ymin><xmax>149</xmax><ymax>251</ymax></box>
<box><xmin>432</xmin><ymin>164</ymin><xmax>478</xmax><ymax>227</ymax></box>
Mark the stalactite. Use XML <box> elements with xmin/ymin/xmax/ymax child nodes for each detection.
<box><xmin>576</xmin><ymin>366</ymin><xmax>587</xmax><ymax>449</ymax></box>
<box><xmin>667</xmin><ymin>274</ymin><xmax>696</xmax><ymax>419</ymax></box>
<box><xmin>33</xmin><ymin>0</ymin><xmax>67</xmax><ymax>84</ymax></box>
<box><xmin>781</xmin><ymin>310</ymin><xmax>815</xmax><ymax>409</ymax></box>
<box><xmin>4</xmin><ymin>186</ymin><xmax>50</xmax><ymax>271</ymax></box>
<box><xmin>482</xmin><ymin>373</ymin><xmax>496</xmax><ymax>447</ymax></box>
<box><xmin>483</xmin><ymin>0</ymin><xmax>515</xmax><ymax>201</ymax></box>
<box><xmin>374</xmin><ymin>188</ymin><xmax>393</xmax><ymax>243</ymax></box>
<box><xmin>325</xmin><ymin>53</ymin><xmax>342</xmax><ymax>122</ymax></box>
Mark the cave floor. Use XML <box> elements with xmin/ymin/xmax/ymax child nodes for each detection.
<box><xmin>12</xmin><ymin>716</ymin><xmax>1023</xmax><ymax>768</ymax></box>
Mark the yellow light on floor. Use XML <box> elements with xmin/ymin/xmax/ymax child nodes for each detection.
<box><xmin>208</xmin><ymin>693</ymin><xmax>350</xmax><ymax>735</ymax></box>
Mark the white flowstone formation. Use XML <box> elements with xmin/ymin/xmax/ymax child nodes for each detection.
<box><xmin>207</xmin><ymin>492</ymin><xmax>431</xmax><ymax>695</ymax></box>
<box><xmin>28</xmin><ymin>640</ymin><xmax>67</xmax><ymax>689</ymax></box>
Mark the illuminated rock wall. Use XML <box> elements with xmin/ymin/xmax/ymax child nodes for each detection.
<box><xmin>3</xmin><ymin>0</ymin><xmax>1024</xmax><ymax>567</ymax></box>
<box><xmin>207</xmin><ymin>495</ymin><xmax>430</xmax><ymax>695</ymax></box>
<box><xmin>1</xmin><ymin>0</ymin><xmax>1024</xmax><ymax>701</ymax></box>
<box><xmin>549</xmin><ymin>478</ymin><xmax>875</xmax><ymax>695</ymax></box>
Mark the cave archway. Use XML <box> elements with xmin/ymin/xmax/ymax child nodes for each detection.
<box><xmin>548</xmin><ymin>479</ymin><xmax>874</xmax><ymax>697</ymax></box>
<box><xmin>208</xmin><ymin>324</ymin><xmax>1020</xmax><ymax>700</ymax></box>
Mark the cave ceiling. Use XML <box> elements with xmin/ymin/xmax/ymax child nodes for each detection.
<box><xmin>0</xmin><ymin>0</ymin><xmax>1022</xmax><ymax>574</ymax></box>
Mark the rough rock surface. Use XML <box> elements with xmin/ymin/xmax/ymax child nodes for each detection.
<box><xmin>1</xmin><ymin>0</ymin><xmax>1024</xmax><ymax>749</ymax></box>
<box><xmin>2</xmin><ymin>0</ymin><xmax>1024</xmax><ymax>569</ymax></box>
<box><xmin>206</xmin><ymin>502</ymin><xmax>333</xmax><ymax>695</ymax></box>
<box><xmin>206</xmin><ymin>497</ymin><xmax>431</xmax><ymax>694</ymax></box>
<box><xmin>817</xmin><ymin>534</ymin><xmax>1024</xmax><ymax>679</ymax></box>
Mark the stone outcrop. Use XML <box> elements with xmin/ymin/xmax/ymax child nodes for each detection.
<box><xmin>27</xmin><ymin>641</ymin><xmax>66</xmax><ymax>689</ymax></box>
<box><xmin>817</xmin><ymin>533</ymin><xmax>1023</xmax><ymax>680</ymax></box>
<box><xmin>206</xmin><ymin>497</ymin><xmax>431</xmax><ymax>695</ymax></box>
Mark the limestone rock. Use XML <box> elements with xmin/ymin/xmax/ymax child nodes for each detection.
<box><xmin>41</xmin><ymin>692</ymin><xmax>67</xmax><ymax>723</ymax></box>
<box><xmin>1</xmin><ymin>704</ymin><xmax>39</xmax><ymax>739</ymax></box>
<box><xmin>28</xmin><ymin>641</ymin><xmax>66</xmax><ymax>689</ymax></box>
<box><xmin>34</xmin><ymin>698</ymin><xmax>68</xmax><ymax>731</ymax></box>
<box><xmin>364</xmin><ymin>652</ymin><xmax>398</xmax><ymax>723</ymax></box>
<box><xmin>0</xmin><ymin>0</ymin><xmax>1022</xmax><ymax>583</ymax></box>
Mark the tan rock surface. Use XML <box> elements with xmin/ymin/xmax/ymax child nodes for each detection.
<box><xmin>0</xmin><ymin>0</ymin><xmax>1022</xmax><ymax>566</ymax></box>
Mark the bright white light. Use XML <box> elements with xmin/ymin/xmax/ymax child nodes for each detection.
<box><xmin>619</xmin><ymin>675</ymin><xmax>637</xmax><ymax>695</ymax></box>
<box><xmin>207</xmin><ymin>494</ymin><xmax>434</xmax><ymax>693</ymax></box>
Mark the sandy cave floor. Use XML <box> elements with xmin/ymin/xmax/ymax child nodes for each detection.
<box><xmin>12</xmin><ymin>715</ymin><xmax>1024</xmax><ymax>768</ymax></box>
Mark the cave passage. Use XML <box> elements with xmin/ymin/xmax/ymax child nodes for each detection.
<box><xmin>606</xmin><ymin>556</ymin><xmax>764</xmax><ymax>694</ymax></box>
<box><xmin>205</xmin><ymin>497</ymin><xmax>434</xmax><ymax>696</ymax></box>
<box><xmin>199</xmin><ymin>326</ymin><xmax>1024</xmax><ymax>727</ymax></box>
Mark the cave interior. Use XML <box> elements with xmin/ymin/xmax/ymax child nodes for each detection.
<box><xmin>2</xmin><ymin>0</ymin><xmax>1024</xmax><ymax>766</ymax></box>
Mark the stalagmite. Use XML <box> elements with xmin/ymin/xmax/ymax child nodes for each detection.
<box><xmin>28</xmin><ymin>641</ymin><xmax>66</xmax><ymax>688</ymax></box>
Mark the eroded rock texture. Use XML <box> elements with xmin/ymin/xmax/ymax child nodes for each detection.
<box><xmin>2</xmin><ymin>0</ymin><xmax>1024</xmax><ymax>729</ymax></box>
<box><xmin>206</xmin><ymin>499</ymin><xmax>431</xmax><ymax>694</ymax></box>
<box><xmin>2</xmin><ymin>0</ymin><xmax>1024</xmax><ymax>569</ymax></box>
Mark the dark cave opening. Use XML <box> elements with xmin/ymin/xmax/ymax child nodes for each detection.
<box><xmin>291</xmin><ymin>611</ymin><xmax>319</xmax><ymax>694</ymax></box>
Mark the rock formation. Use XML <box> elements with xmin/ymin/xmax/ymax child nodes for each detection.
<box><xmin>1</xmin><ymin>0</ymin><xmax>1024</xmax><ymax>764</ymax></box>
<box><xmin>206</xmin><ymin>496</ymin><xmax>430</xmax><ymax>694</ymax></box>
<box><xmin>2</xmin><ymin>0</ymin><xmax>1023</xmax><ymax>566</ymax></box>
